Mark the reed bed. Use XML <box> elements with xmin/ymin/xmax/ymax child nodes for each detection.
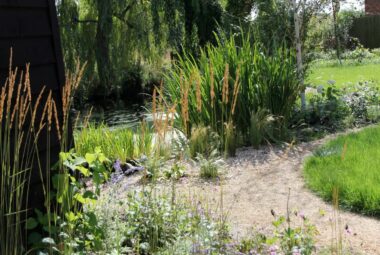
<box><xmin>74</xmin><ymin>122</ymin><xmax>154</xmax><ymax>161</ymax></box>
<box><xmin>165</xmin><ymin>31</ymin><xmax>301</xmax><ymax>148</ymax></box>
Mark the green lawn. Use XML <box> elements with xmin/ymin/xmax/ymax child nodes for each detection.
<box><xmin>307</xmin><ymin>62</ymin><xmax>380</xmax><ymax>88</ymax></box>
<box><xmin>304</xmin><ymin>125</ymin><xmax>380</xmax><ymax>217</ymax></box>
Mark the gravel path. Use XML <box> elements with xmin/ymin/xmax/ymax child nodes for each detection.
<box><xmin>104</xmin><ymin>130</ymin><xmax>380</xmax><ymax>254</ymax></box>
<box><xmin>173</xmin><ymin>133</ymin><xmax>380</xmax><ymax>254</ymax></box>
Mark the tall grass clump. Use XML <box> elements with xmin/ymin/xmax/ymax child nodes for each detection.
<box><xmin>189</xmin><ymin>125</ymin><xmax>220</xmax><ymax>158</ymax></box>
<box><xmin>165</xmin><ymin>30</ymin><xmax>301</xmax><ymax>150</ymax></box>
<box><xmin>249</xmin><ymin>109</ymin><xmax>276</xmax><ymax>149</ymax></box>
<box><xmin>0</xmin><ymin>57</ymin><xmax>38</xmax><ymax>255</ymax></box>
<box><xmin>0</xmin><ymin>52</ymin><xmax>64</xmax><ymax>254</ymax></box>
<box><xmin>74</xmin><ymin>122</ymin><xmax>153</xmax><ymax>160</ymax></box>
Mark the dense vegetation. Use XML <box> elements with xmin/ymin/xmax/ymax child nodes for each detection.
<box><xmin>2</xmin><ymin>0</ymin><xmax>380</xmax><ymax>254</ymax></box>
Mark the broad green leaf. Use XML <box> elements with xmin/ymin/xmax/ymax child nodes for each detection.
<box><xmin>26</xmin><ymin>217</ymin><xmax>38</xmax><ymax>230</ymax></box>
<box><xmin>85</xmin><ymin>153</ymin><xmax>97</xmax><ymax>164</ymax></box>
<box><xmin>76</xmin><ymin>165</ymin><xmax>90</xmax><ymax>177</ymax></box>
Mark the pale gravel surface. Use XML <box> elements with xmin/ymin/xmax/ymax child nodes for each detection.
<box><xmin>175</xmin><ymin>133</ymin><xmax>380</xmax><ymax>254</ymax></box>
<box><xmin>104</xmin><ymin>130</ymin><xmax>380</xmax><ymax>254</ymax></box>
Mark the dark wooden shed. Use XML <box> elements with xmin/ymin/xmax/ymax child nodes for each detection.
<box><xmin>0</xmin><ymin>0</ymin><xmax>67</xmax><ymax>208</ymax></box>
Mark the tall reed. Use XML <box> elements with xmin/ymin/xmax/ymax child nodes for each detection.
<box><xmin>165</xmin><ymin>30</ymin><xmax>301</xmax><ymax>145</ymax></box>
<box><xmin>0</xmin><ymin>52</ymin><xmax>51</xmax><ymax>254</ymax></box>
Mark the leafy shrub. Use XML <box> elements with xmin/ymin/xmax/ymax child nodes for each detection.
<box><xmin>163</xmin><ymin>162</ymin><xmax>186</xmax><ymax>180</ymax></box>
<box><xmin>341</xmin><ymin>46</ymin><xmax>375</xmax><ymax>62</ymax></box>
<box><xmin>297</xmin><ymin>85</ymin><xmax>350</xmax><ymax>130</ymax></box>
<box><xmin>28</xmin><ymin>148</ymin><xmax>111</xmax><ymax>253</ymax></box>
<box><xmin>343</xmin><ymin>83</ymin><xmax>380</xmax><ymax>125</ymax></box>
<box><xmin>122</xmin><ymin>190</ymin><xmax>181</xmax><ymax>254</ymax></box>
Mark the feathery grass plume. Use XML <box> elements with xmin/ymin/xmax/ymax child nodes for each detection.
<box><xmin>0</xmin><ymin>87</ymin><xmax>6</xmax><ymax>123</ymax></box>
<box><xmin>222</xmin><ymin>64</ymin><xmax>229</xmax><ymax>104</ymax></box>
<box><xmin>39</xmin><ymin>91</ymin><xmax>52</xmax><ymax>134</ymax></box>
<box><xmin>210</xmin><ymin>62</ymin><xmax>215</xmax><ymax>108</ymax></box>
<box><xmin>73</xmin><ymin>111</ymin><xmax>81</xmax><ymax>129</ymax></box>
<box><xmin>10</xmin><ymin>70</ymin><xmax>23</xmax><ymax>129</ymax></box>
<box><xmin>60</xmin><ymin>60</ymin><xmax>86</xmax><ymax>147</ymax></box>
<box><xmin>180</xmin><ymin>74</ymin><xmax>189</xmax><ymax>135</ymax></box>
<box><xmin>52</xmin><ymin>99</ymin><xmax>61</xmax><ymax>142</ymax></box>
<box><xmin>31</xmin><ymin>86</ymin><xmax>46</xmax><ymax>129</ymax></box>
<box><xmin>196</xmin><ymin>72</ymin><xmax>202</xmax><ymax>112</ymax></box>
<box><xmin>83</xmin><ymin>107</ymin><xmax>93</xmax><ymax>129</ymax></box>
<box><xmin>231</xmin><ymin>65</ymin><xmax>241</xmax><ymax>115</ymax></box>
<box><xmin>0</xmin><ymin>51</ymin><xmax>52</xmax><ymax>254</ymax></box>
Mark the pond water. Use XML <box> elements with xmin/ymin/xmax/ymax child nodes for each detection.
<box><xmin>73</xmin><ymin>104</ymin><xmax>153</xmax><ymax>129</ymax></box>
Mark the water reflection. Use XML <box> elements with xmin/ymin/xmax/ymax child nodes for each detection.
<box><xmin>73</xmin><ymin>104</ymin><xmax>152</xmax><ymax>129</ymax></box>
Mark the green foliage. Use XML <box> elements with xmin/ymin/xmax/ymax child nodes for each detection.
<box><xmin>123</xmin><ymin>188</ymin><xmax>231</xmax><ymax>254</ymax></box>
<box><xmin>189</xmin><ymin>125</ymin><xmax>220</xmax><ymax>158</ymax></box>
<box><xmin>226</xmin><ymin>0</ymin><xmax>255</xmax><ymax>19</ymax></box>
<box><xmin>223</xmin><ymin>121</ymin><xmax>237</xmax><ymax>157</ymax></box>
<box><xmin>28</xmin><ymin>148</ymin><xmax>112</xmax><ymax>254</ymax></box>
<box><xmin>238</xmin><ymin>211</ymin><xmax>318</xmax><ymax>255</ymax></box>
<box><xmin>74</xmin><ymin>123</ymin><xmax>153</xmax><ymax>161</ymax></box>
<box><xmin>90</xmin><ymin>186</ymin><xmax>232</xmax><ymax>254</ymax></box>
<box><xmin>303</xmin><ymin>85</ymin><xmax>350</xmax><ymax>130</ymax></box>
<box><xmin>306</xmin><ymin>10</ymin><xmax>364</xmax><ymax>53</ymax></box>
<box><xmin>163</xmin><ymin>162</ymin><xmax>186</xmax><ymax>180</ymax></box>
<box><xmin>165</xmin><ymin>30</ymin><xmax>300</xmax><ymax>147</ymax></box>
<box><xmin>304</xmin><ymin>126</ymin><xmax>380</xmax><ymax>216</ymax></box>
<box><xmin>121</xmin><ymin>190</ymin><xmax>181</xmax><ymax>253</ymax></box>
<box><xmin>197</xmin><ymin>150</ymin><xmax>224</xmax><ymax>179</ymax></box>
<box><xmin>249</xmin><ymin>109</ymin><xmax>276</xmax><ymax>149</ymax></box>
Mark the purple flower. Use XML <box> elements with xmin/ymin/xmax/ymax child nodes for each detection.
<box><xmin>299</xmin><ymin>211</ymin><xmax>306</xmax><ymax>220</ymax></box>
<box><xmin>269</xmin><ymin>245</ymin><xmax>278</xmax><ymax>255</ymax></box>
<box><xmin>345</xmin><ymin>224</ymin><xmax>352</xmax><ymax>235</ymax></box>
<box><xmin>113</xmin><ymin>159</ymin><xmax>122</xmax><ymax>172</ymax></box>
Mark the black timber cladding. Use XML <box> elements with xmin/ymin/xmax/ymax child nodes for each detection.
<box><xmin>0</xmin><ymin>0</ymin><xmax>67</xmax><ymax>207</ymax></box>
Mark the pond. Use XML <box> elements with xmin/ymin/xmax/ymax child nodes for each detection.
<box><xmin>73</xmin><ymin>104</ymin><xmax>153</xmax><ymax>129</ymax></box>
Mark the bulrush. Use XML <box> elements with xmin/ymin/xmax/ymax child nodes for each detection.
<box><xmin>196</xmin><ymin>73</ymin><xmax>202</xmax><ymax>112</ymax></box>
<box><xmin>222</xmin><ymin>64</ymin><xmax>229</xmax><ymax>105</ymax></box>
<box><xmin>210</xmin><ymin>62</ymin><xmax>215</xmax><ymax>108</ymax></box>
<box><xmin>180</xmin><ymin>74</ymin><xmax>189</xmax><ymax>135</ymax></box>
<box><xmin>231</xmin><ymin>65</ymin><xmax>241</xmax><ymax>116</ymax></box>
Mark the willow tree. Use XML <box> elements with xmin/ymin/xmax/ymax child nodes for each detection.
<box><xmin>332</xmin><ymin>0</ymin><xmax>342</xmax><ymax>64</ymax></box>
<box><xmin>151</xmin><ymin>0</ymin><xmax>223</xmax><ymax>56</ymax></box>
<box><xmin>95</xmin><ymin>0</ymin><xmax>113</xmax><ymax>95</ymax></box>
<box><xmin>226</xmin><ymin>0</ymin><xmax>255</xmax><ymax>19</ymax></box>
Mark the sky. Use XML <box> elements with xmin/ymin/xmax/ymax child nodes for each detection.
<box><xmin>340</xmin><ymin>0</ymin><xmax>364</xmax><ymax>11</ymax></box>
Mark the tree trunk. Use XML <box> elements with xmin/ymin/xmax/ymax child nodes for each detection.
<box><xmin>332</xmin><ymin>0</ymin><xmax>342</xmax><ymax>64</ymax></box>
<box><xmin>95</xmin><ymin>0</ymin><xmax>113</xmax><ymax>97</ymax></box>
<box><xmin>292</xmin><ymin>0</ymin><xmax>306</xmax><ymax>110</ymax></box>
